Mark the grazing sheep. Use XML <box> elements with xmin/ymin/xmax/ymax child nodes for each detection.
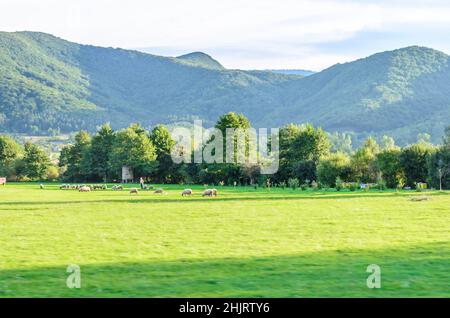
<box><xmin>39</xmin><ymin>184</ymin><xmax>45</xmax><ymax>189</ymax></box>
<box><xmin>92</xmin><ymin>184</ymin><xmax>108</xmax><ymax>190</ymax></box>
<box><xmin>154</xmin><ymin>188</ymin><xmax>164</xmax><ymax>194</ymax></box>
<box><xmin>182</xmin><ymin>189</ymin><xmax>193</xmax><ymax>196</ymax></box>
<box><xmin>130</xmin><ymin>188</ymin><xmax>139</xmax><ymax>194</ymax></box>
<box><xmin>203</xmin><ymin>189</ymin><xmax>214</xmax><ymax>197</ymax></box>
<box><xmin>79</xmin><ymin>186</ymin><xmax>91</xmax><ymax>192</ymax></box>
<box><xmin>112</xmin><ymin>185</ymin><xmax>123</xmax><ymax>191</ymax></box>
<box><xmin>212</xmin><ymin>189</ymin><xmax>218</xmax><ymax>196</ymax></box>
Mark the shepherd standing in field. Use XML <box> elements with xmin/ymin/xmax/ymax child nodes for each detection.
<box><xmin>139</xmin><ymin>177</ymin><xmax>145</xmax><ymax>190</ymax></box>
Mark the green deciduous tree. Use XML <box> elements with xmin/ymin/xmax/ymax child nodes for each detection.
<box><xmin>317</xmin><ymin>152</ymin><xmax>352</xmax><ymax>187</ymax></box>
<box><xmin>59</xmin><ymin>131</ymin><xmax>91</xmax><ymax>182</ymax></box>
<box><xmin>351</xmin><ymin>137</ymin><xmax>380</xmax><ymax>183</ymax></box>
<box><xmin>0</xmin><ymin>135</ymin><xmax>22</xmax><ymax>178</ymax></box>
<box><xmin>375</xmin><ymin>147</ymin><xmax>403</xmax><ymax>188</ymax></box>
<box><xmin>89</xmin><ymin>124</ymin><xmax>115</xmax><ymax>182</ymax></box>
<box><xmin>380</xmin><ymin>135</ymin><xmax>396</xmax><ymax>150</ymax></box>
<box><xmin>150</xmin><ymin>124</ymin><xmax>179</xmax><ymax>183</ymax></box>
<box><xmin>277</xmin><ymin>124</ymin><xmax>330</xmax><ymax>183</ymax></box>
<box><xmin>427</xmin><ymin>126</ymin><xmax>450</xmax><ymax>190</ymax></box>
<box><xmin>200</xmin><ymin>113</ymin><xmax>252</xmax><ymax>185</ymax></box>
<box><xmin>22</xmin><ymin>142</ymin><xmax>51</xmax><ymax>180</ymax></box>
<box><xmin>110</xmin><ymin>123</ymin><xmax>157</xmax><ymax>179</ymax></box>
<box><xmin>399</xmin><ymin>142</ymin><xmax>435</xmax><ymax>187</ymax></box>
<box><xmin>329</xmin><ymin>132</ymin><xmax>353</xmax><ymax>154</ymax></box>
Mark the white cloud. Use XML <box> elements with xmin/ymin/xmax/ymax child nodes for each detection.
<box><xmin>1</xmin><ymin>0</ymin><xmax>450</xmax><ymax>69</ymax></box>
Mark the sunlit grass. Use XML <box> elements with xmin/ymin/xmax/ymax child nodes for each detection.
<box><xmin>0</xmin><ymin>183</ymin><xmax>449</xmax><ymax>297</ymax></box>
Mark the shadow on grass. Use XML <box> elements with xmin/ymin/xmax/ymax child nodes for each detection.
<box><xmin>1</xmin><ymin>191</ymin><xmax>447</xmax><ymax>208</ymax></box>
<box><xmin>0</xmin><ymin>242</ymin><xmax>448</xmax><ymax>297</ymax></box>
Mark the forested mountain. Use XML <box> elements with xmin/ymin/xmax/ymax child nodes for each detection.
<box><xmin>273</xmin><ymin>46</ymin><xmax>450</xmax><ymax>144</ymax></box>
<box><xmin>0</xmin><ymin>31</ymin><xmax>449</xmax><ymax>144</ymax></box>
<box><xmin>176</xmin><ymin>52</ymin><xmax>225</xmax><ymax>70</ymax></box>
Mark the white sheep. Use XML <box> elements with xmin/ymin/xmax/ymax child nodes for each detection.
<box><xmin>203</xmin><ymin>189</ymin><xmax>214</xmax><ymax>197</ymax></box>
<box><xmin>79</xmin><ymin>186</ymin><xmax>91</xmax><ymax>192</ymax></box>
<box><xmin>182</xmin><ymin>189</ymin><xmax>193</xmax><ymax>196</ymax></box>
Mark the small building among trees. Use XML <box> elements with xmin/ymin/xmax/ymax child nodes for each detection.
<box><xmin>122</xmin><ymin>165</ymin><xmax>133</xmax><ymax>183</ymax></box>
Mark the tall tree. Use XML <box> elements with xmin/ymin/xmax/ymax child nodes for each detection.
<box><xmin>59</xmin><ymin>131</ymin><xmax>91</xmax><ymax>182</ymax></box>
<box><xmin>215</xmin><ymin>112</ymin><xmax>251</xmax><ymax>134</ymax></box>
<box><xmin>317</xmin><ymin>152</ymin><xmax>352</xmax><ymax>187</ymax></box>
<box><xmin>22</xmin><ymin>142</ymin><xmax>51</xmax><ymax>180</ymax></box>
<box><xmin>375</xmin><ymin>147</ymin><xmax>403</xmax><ymax>188</ymax></box>
<box><xmin>351</xmin><ymin>137</ymin><xmax>380</xmax><ymax>183</ymax></box>
<box><xmin>150</xmin><ymin>124</ymin><xmax>177</xmax><ymax>183</ymax></box>
<box><xmin>427</xmin><ymin>126</ymin><xmax>450</xmax><ymax>190</ymax></box>
<box><xmin>150</xmin><ymin>125</ymin><xmax>176</xmax><ymax>158</ymax></box>
<box><xmin>277</xmin><ymin>123</ymin><xmax>330</xmax><ymax>182</ymax></box>
<box><xmin>89</xmin><ymin>124</ymin><xmax>115</xmax><ymax>182</ymax></box>
<box><xmin>380</xmin><ymin>135</ymin><xmax>396</xmax><ymax>150</ymax></box>
<box><xmin>201</xmin><ymin>113</ymin><xmax>252</xmax><ymax>185</ymax></box>
<box><xmin>0</xmin><ymin>135</ymin><xmax>22</xmax><ymax>163</ymax></box>
<box><xmin>0</xmin><ymin>135</ymin><xmax>22</xmax><ymax>177</ymax></box>
<box><xmin>329</xmin><ymin>132</ymin><xmax>353</xmax><ymax>154</ymax></box>
<box><xmin>215</xmin><ymin>112</ymin><xmax>251</xmax><ymax>164</ymax></box>
<box><xmin>110</xmin><ymin>124</ymin><xmax>157</xmax><ymax>179</ymax></box>
<box><xmin>289</xmin><ymin>124</ymin><xmax>330</xmax><ymax>163</ymax></box>
<box><xmin>400</xmin><ymin>142</ymin><xmax>435</xmax><ymax>187</ymax></box>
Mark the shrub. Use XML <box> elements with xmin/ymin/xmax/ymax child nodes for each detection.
<box><xmin>335</xmin><ymin>177</ymin><xmax>343</xmax><ymax>191</ymax></box>
<box><xmin>376</xmin><ymin>176</ymin><xmax>387</xmax><ymax>191</ymax></box>
<box><xmin>301</xmin><ymin>179</ymin><xmax>309</xmax><ymax>191</ymax></box>
<box><xmin>317</xmin><ymin>152</ymin><xmax>351</xmax><ymax>187</ymax></box>
<box><xmin>46</xmin><ymin>165</ymin><xmax>60</xmax><ymax>181</ymax></box>
<box><xmin>396</xmin><ymin>176</ymin><xmax>405</xmax><ymax>191</ymax></box>
<box><xmin>279</xmin><ymin>181</ymin><xmax>286</xmax><ymax>190</ymax></box>
<box><xmin>348</xmin><ymin>183</ymin><xmax>358</xmax><ymax>191</ymax></box>
<box><xmin>288</xmin><ymin>178</ymin><xmax>300</xmax><ymax>190</ymax></box>
<box><xmin>415</xmin><ymin>182</ymin><xmax>427</xmax><ymax>192</ymax></box>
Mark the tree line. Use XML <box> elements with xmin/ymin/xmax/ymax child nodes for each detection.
<box><xmin>1</xmin><ymin>112</ymin><xmax>449</xmax><ymax>190</ymax></box>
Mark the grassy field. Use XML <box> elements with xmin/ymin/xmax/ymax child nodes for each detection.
<box><xmin>0</xmin><ymin>183</ymin><xmax>449</xmax><ymax>297</ymax></box>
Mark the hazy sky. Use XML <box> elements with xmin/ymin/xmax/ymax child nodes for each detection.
<box><xmin>2</xmin><ymin>0</ymin><xmax>450</xmax><ymax>70</ymax></box>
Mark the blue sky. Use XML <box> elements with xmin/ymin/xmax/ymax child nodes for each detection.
<box><xmin>2</xmin><ymin>0</ymin><xmax>450</xmax><ymax>70</ymax></box>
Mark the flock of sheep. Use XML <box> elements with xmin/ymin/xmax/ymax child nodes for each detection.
<box><xmin>56</xmin><ymin>184</ymin><xmax>218</xmax><ymax>197</ymax></box>
<box><xmin>130</xmin><ymin>188</ymin><xmax>218</xmax><ymax>197</ymax></box>
<box><xmin>60</xmin><ymin>184</ymin><xmax>107</xmax><ymax>190</ymax></box>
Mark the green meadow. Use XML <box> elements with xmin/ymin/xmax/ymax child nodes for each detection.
<box><xmin>0</xmin><ymin>183</ymin><xmax>449</xmax><ymax>297</ymax></box>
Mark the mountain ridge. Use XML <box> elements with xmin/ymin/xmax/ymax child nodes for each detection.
<box><xmin>265</xmin><ymin>69</ymin><xmax>316</xmax><ymax>76</ymax></box>
<box><xmin>0</xmin><ymin>31</ymin><xmax>449</xmax><ymax>144</ymax></box>
<box><xmin>176</xmin><ymin>52</ymin><xmax>225</xmax><ymax>70</ymax></box>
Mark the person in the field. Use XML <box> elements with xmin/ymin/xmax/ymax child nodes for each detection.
<box><xmin>139</xmin><ymin>177</ymin><xmax>145</xmax><ymax>189</ymax></box>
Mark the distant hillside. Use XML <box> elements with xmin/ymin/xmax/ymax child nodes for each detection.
<box><xmin>0</xmin><ymin>31</ymin><xmax>448</xmax><ymax>144</ymax></box>
<box><xmin>267</xmin><ymin>46</ymin><xmax>450</xmax><ymax>144</ymax></box>
<box><xmin>0</xmin><ymin>31</ymin><xmax>291</xmax><ymax>134</ymax></box>
<box><xmin>265</xmin><ymin>69</ymin><xmax>316</xmax><ymax>76</ymax></box>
